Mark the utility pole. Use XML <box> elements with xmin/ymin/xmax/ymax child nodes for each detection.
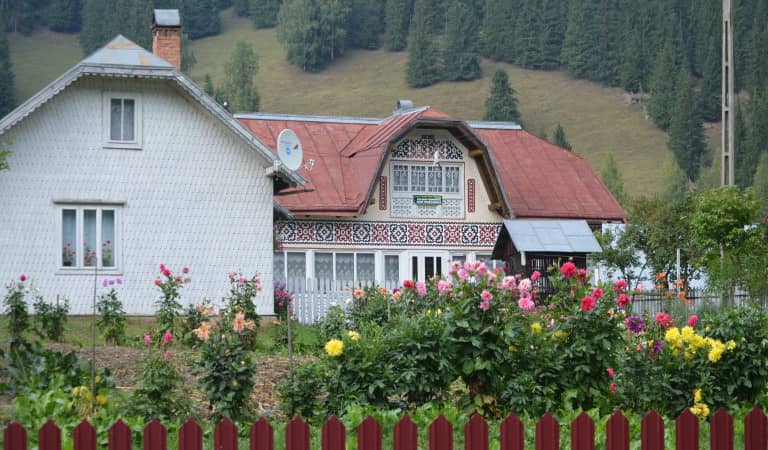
<box><xmin>721</xmin><ymin>0</ymin><xmax>735</xmax><ymax>186</ymax></box>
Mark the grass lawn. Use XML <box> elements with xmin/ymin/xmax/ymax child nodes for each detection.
<box><xmin>7</xmin><ymin>7</ymin><xmax>726</xmax><ymax>199</ymax></box>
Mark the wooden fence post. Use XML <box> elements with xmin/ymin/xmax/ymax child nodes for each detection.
<box><xmin>214</xmin><ymin>418</ymin><xmax>238</xmax><ymax>450</ymax></box>
<box><xmin>108</xmin><ymin>419</ymin><xmax>131</xmax><ymax>450</ymax></box>
<box><xmin>535</xmin><ymin>413</ymin><xmax>559</xmax><ymax>450</ymax></box>
<box><xmin>465</xmin><ymin>414</ymin><xmax>488</xmax><ymax>450</ymax></box>
<box><xmin>711</xmin><ymin>408</ymin><xmax>733</xmax><ymax>450</ymax></box>
<box><xmin>675</xmin><ymin>409</ymin><xmax>698</xmax><ymax>450</ymax></box>
<box><xmin>745</xmin><ymin>407</ymin><xmax>767</xmax><ymax>450</ymax></box>
<box><xmin>571</xmin><ymin>413</ymin><xmax>594</xmax><ymax>450</ymax></box>
<box><xmin>321</xmin><ymin>416</ymin><xmax>345</xmax><ymax>450</ymax></box>
<box><xmin>251</xmin><ymin>418</ymin><xmax>274</xmax><ymax>450</ymax></box>
<box><xmin>394</xmin><ymin>415</ymin><xmax>417</xmax><ymax>450</ymax></box>
<box><xmin>3</xmin><ymin>422</ymin><xmax>27</xmax><ymax>450</ymax></box>
<box><xmin>430</xmin><ymin>415</ymin><xmax>453</xmax><ymax>450</ymax></box>
<box><xmin>179</xmin><ymin>419</ymin><xmax>203</xmax><ymax>450</ymax></box>
<box><xmin>73</xmin><ymin>420</ymin><xmax>96</xmax><ymax>450</ymax></box>
<box><xmin>358</xmin><ymin>416</ymin><xmax>382</xmax><ymax>450</ymax></box>
<box><xmin>143</xmin><ymin>419</ymin><xmax>167</xmax><ymax>450</ymax></box>
<box><xmin>641</xmin><ymin>410</ymin><xmax>664</xmax><ymax>450</ymax></box>
<box><xmin>38</xmin><ymin>420</ymin><xmax>61</xmax><ymax>450</ymax></box>
<box><xmin>606</xmin><ymin>412</ymin><xmax>629</xmax><ymax>450</ymax></box>
<box><xmin>500</xmin><ymin>414</ymin><xmax>524</xmax><ymax>450</ymax></box>
<box><xmin>286</xmin><ymin>416</ymin><xmax>310</xmax><ymax>450</ymax></box>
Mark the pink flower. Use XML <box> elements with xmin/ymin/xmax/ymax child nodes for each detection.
<box><xmin>610</xmin><ymin>383</ymin><xmax>617</xmax><ymax>394</ymax></box>
<box><xmin>19</xmin><ymin>274</ymin><xmax>26</xmax><ymax>282</ymax></box>
<box><xmin>154</xmin><ymin>279</ymin><xmax>162</xmax><ymax>286</ymax></box>
<box><xmin>159</xmin><ymin>263</ymin><xmax>166</xmax><ymax>271</ymax></box>
<box><xmin>561</xmin><ymin>262</ymin><xmax>577</xmax><ymax>279</ymax></box>
<box><xmin>518</xmin><ymin>278</ymin><xmax>532</xmax><ymax>292</ymax></box>
<box><xmin>233</xmin><ymin>312</ymin><xmax>246</xmax><ymax>332</ymax></box>
<box><xmin>655</xmin><ymin>312</ymin><xmax>673</xmax><ymax>328</ymax></box>
<box><xmin>581</xmin><ymin>296</ymin><xmax>596</xmax><ymax>312</ymax></box>
<box><xmin>144</xmin><ymin>332</ymin><xmax>151</xmax><ymax>346</ymax></box>
<box><xmin>162</xmin><ymin>269</ymin><xmax>171</xmax><ymax>277</ymax></box>
<box><xmin>108</xmin><ymin>279</ymin><xmax>115</xmax><ymax>285</ymax></box>
<box><xmin>102</xmin><ymin>279</ymin><xmax>109</xmax><ymax>287</ymax></box>
<box><xmin>606</xmin><ymin>367</ymin><xmax>615</xmax><ymax>379</ymax></box>
<box><xmin>416</xmin><ymin>281</ymin><xmax>427</xmax><ymax>297</ymax></box>
<box><xmin>518</xmin><ymin>297</ymin><xmax>535</xmax><ymax>311</ymax></box>
<box><xmin>182</xmin><ymin>267</ymin><xmax>189</xmax><ymax>274</ymax></box>
<box><xmin>614</xmin><ymin>279</ymin><xmax>628</xmax><ymax>293</ymax></box>
<box><xmin>457</xmin><ymin>269</ymin><xmax>469</xmax><ymax>280</ymax></box>
<box><xmin>479</xmin><ymin>298</ymin><xmax>491</xmax><ymax>311</ymax></box>
<box><xmin>437</xmin><ymin>279</ymin><xmax>452</xmax><ymax>296</ymax></box>
<box><xmin>239</xmin><ymin>277</ymin><xmax>245</xmax><ymax>283</ymax></box>
<box><xmin>500</xmin><ymin>276</ymin><xmax>516</xmax><ymax>290</ymax></box>
<box><xmin>687</xmin><ymin>314</ymin><xmax>698</xmax><ymax>327</ymax></box>
<box><xmin>175</xmin><ymin>276</ymin><xmax>182</xmax><ymax>282</ymax></box>
<box><xmin>577</xmin><ymin>269</ymin><xmax>588</xmax><ymax>283</ymax></box>
<box><xmin>616</xmin><ymin>293</ymin><xmax>630</xmax><ymax>308</ymax></box>
<box><xmin>163</xmin><ymin>331</ymin><xmax>173</xmax><ymax>344</ymax></box>
<box><xmin>591</xmin><ymin>288</ymin><xmax>604</xmax><ymax>300</ymax></box>
<box><xmin>487</xmin><ymin>271</ymin><xmax>497</xmax><ymax>282</ymax></box>
<box><xmin>531</xmin><ymin>271</ymin><xmax>541</xmax><ymax>282</ymax></box>
<box><xmin>477</xmin><ymin>262</ymin><xmax>488</xmax><ymax>276</ymax></box>
<box><xmin>163</xmin><ymin>350</ymin><xmax>172</xmax><ymax>360</ymax></box>
<box><xmin>116</xmin><ymin>278</ymin><xmax>123</xmax><ymax>284</ymax></box>
<box><xmin>481</xmin><ymin>289</ymin><xmax>493</xmax><ymax>302</ymax></box>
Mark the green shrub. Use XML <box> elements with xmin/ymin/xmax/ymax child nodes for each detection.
<box><xmin>32</xmin><ymin>295</ymin><xmax>69</xmax><ymax>342</ymax></box>
<box><xmin>276</xmin><ymin>360</ymin><xmax>325</xmax><ymax>420</ymax></box>
<box><xmin>96</xmin><ymin>282</ymin><xmax>126</xmax><ymax>345</ymax></box>
<box><xmin>318</xmin><ymin>304</ymin><xmax>349</xmax><ymax>342</ymax></box>
<box><xmin>180</xmin><ymin>300</ymin><xmax>213</xmax><ymax>347</ymax></box>
<box><xmin>154</xmin><ymin>264</ymin><xmax>190</xmax><ymax>335</ymax></box>
<box><xmin>3</xmin><ymin>275</ymin><xmax>30</xmax><ymax>343</ymax></box>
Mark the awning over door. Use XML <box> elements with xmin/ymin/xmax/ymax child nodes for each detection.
<box><xmin>491</xmin><ymin>219</ymin><xmax>602</xmax><ymax>259</ymax></box>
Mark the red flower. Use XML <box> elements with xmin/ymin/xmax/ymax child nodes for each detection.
<box><xmin>531</xmin><ymin>270</ymin><xmax>541</xmax><ymax>281</ymax></box>
<box><xmin>19</xmin><ymin>274</ymin><xmax>26</xmax><ymax>282</ymax></box>
<box><xmin>175</xmin><ymin>276</ymin><xmax>182</xmax><ymax>283</ymax></box>
<box><xmin>655</xmin><ymin>312</ymin><xmax>673</xmax><ymax>328</ymax></box>
<box><xmin>606</xmin><ymin>367</ymin><xmax>615</xmax><ymax>378</ymax></box>
<box><xmin>160</xmin><ymin>263</ymin><xmax>166</xmax><ymax>271</ymax></box>
<box><xmin>561</xmin><ymin>262</ymin><xmax>577</xmax><ymax>279</ymax></box>
<box><xmin>162</xmin><ymin>269</ymin><xmax>171</xmax><ymax>277</ymax></box>
<box><xmin>616</xmin><ymin>293</ymin><xmax>630</xmax><ymax>307</ymax></box>
<box><xmin>687</xmin><ymin>314</ymin><xmax>698</xmax><ymax>327</ymax></box>
<box><xmin>154</xmin><ymin>279</ymin><xmax>162</xmax><ymax>286</ymax></box>
<box><xmin>613</xmin><ymin>279</ymin><xmax>628</xmax><ymax>293</ymax></box>
<box><xmin>403</xmin><ymin>280</ymin><xmax>415</xmax><ymax>289</ymax></box>
<box><xmin>577</xmin><ymin>269</ymin><xmax>588</xmax><ymax>283</ymax></box>
<box><xmin>182</xmin><ymin>267</ymin><xmax>189</xmax><ymax>274</ymax></box>
<box><xmin>581</xmin><ymin>296</ymin><xmax>596</xmax><ymax>312</ymax></box>
<box><xmin>591</xmin><ymin>287</ymin><xmax>604</xmax><ymax>300</ymax></box>
<box><xmin>610</xmin><ymin>383</ymin><xmax>617</xmax><ymax>394</ymax></box>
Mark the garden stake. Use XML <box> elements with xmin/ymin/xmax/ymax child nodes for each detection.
<box><xmin>91</xmin><ymin>260</ymin><xmax>98</xmax><ymax>413</ymax></box>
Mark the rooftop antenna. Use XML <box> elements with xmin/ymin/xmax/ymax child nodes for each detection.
<box><xmin>721</xmin><ymin>0</ymin><xmax>735</xmax><ymax>186</ymax></box>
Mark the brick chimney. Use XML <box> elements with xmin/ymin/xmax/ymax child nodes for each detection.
<box><xmin>152</xmin><ymin>9</ymin><xmax>181</xmax><ymax>69</ymax></box>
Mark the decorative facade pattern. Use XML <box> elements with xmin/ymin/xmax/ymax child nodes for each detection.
<box><xmin>391</xmin><ymin>198</ymin><xmax>463</xmax><ymax>219</ymax></box>
<box><xmin>393</xmin><ymin>135</ymin><xmax>463</xmax><ymax>160</ymax></box>
<box><xmin>467</xmin><ymin>178</ymin><xmax>476</xmax><ymax>212</ymax></box>
<box><xmin>277</xmin><ymin>220</ymin><xmax>501</xmax><ymax>247</ymax></box>
<box><xmin>379</xmin><ymin>176</ymin><xmax>387</xmax><ymax>210</ymax></box>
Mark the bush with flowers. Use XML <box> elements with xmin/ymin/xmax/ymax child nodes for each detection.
<box><xmin>274</xmin><ymin>279</ymin><xmax>293</xmax><ymax>320</ymax></box>
<box><xmin>129</xmin><ymin>330</ymin><xmax>191</xmax><ymax>420</ymax></box>
<box><xmin>4</xmin><ymin>274</ymin><xmax>30</xmax><ymax>344</ymax></box>
<box><xmin>32</xmin><ymin>293</ymin><xmax>69</xmax><ymax>342</ymax></box>
<box><xmin>154</xmin><ymin>264</ymin><xmax>191</xmax><ymax>335</ymax></box>
<box><xmin>225</xmin><ymin>271</ymin><xmax>262</xmax><ymax>324</ymax></box>
<box><xmin>180</xmin><ymin>300</ymin><xmax>215</xmax><ymax>347</ymax></box>
<box><xmin>193</xmin><ymin>307</ymin><xmax>257</xmax><ymax>422</ymax></box>
<box><xmin>96</xmin><ymin>278</ymin><xmax>126</xmax><ymax>345</ymax></box>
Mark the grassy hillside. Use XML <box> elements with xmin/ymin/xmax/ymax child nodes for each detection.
<box><xmin>7</xmin><ymin>8</ymin><xmax>690</xmax><ymax>198</ymax></box>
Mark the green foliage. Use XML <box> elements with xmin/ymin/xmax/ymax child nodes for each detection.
<box><xmin>0</xmin><ymin>26</ymin><xmax>16</xmax><ymax>118</ymax></box>
<box><xmin>753</xmin><ymin>152</ymin><xmax>768</xmax><ymax>213</ymax></box>
<box><xmin>743</xmin><ymin>89</ymin><xmax>768</xmax><ymax>187</ymax></box>
<box><xmin>347</xmin><ymin>286</ymin><xmax>392</xmax><ymax>328</ymax></box>
<box><xmin>154</xmin><ymin>264</ymin><xmax>190</xmax><ymax>335</ymax></box>
<box><xmin>3</xmin><ymin>276</ymin><xmax>29</xmax><ymax>343</ymax></box>
<box><xmin>667</xmin><ymin>70</ymin><xmax>706</xmax><ymax>181</ymax></box>
<box><xmin>346</xmin><ymin>0</ymin><xmax>383</xmax><ymax>49</ymax></box>
<box><xmin>220</xmin><ymin>41</ymin><xmax>260</xmax><ymax>112</ymax></box>
<box><xmin>79</xmin><ymin>0</ymin><xmax>152</xmax><ymax>55</ymax></box>
<box><xmin>277</xmin><ymin>0</ymin><xmax>351</xmax><ymax>72</ymax></box>
<box><xmin>47</xmin><ymin>0</ymin><xmax>82</xmax><ymax>32</ymax></box>
<box><xmin>552</xmin><ymin>123</ymin><xmax>572</xmax><ymax>151</ymax></box>
<box><xmin>251</xmin><ymin>0</ymin><xmax>282</xmax><ymax>28</ymax></box>
<box><xmin>590</xmin><ymin>226</ymin><xmax>647</xmax><ymax>290</ymax></box>
<box><xmin>318</xmin><ymin>304</ymin><xmax>349</xmax><ymax>341</ymax></box>
<box><xmin>647</xmin><ymin>42</ymin><xmax>677</xmax><ymax>130</ymax></box>
<box><xmin>194</xmin><ymin>311</ymin><xmax>258</xmax><ymax>422</ymax></box>
<box><xmin>32</xmin><ymin>295</ymin><xmax>69</xmax><ymax>342</ymax></box>
<box><xmin>129</xmin><ymin>343</ymin><xmax>191</xmax><ymax>421</ymax></box>
<box><xmin>599</xmin><ymin>154</ymin><xmax>626</xmax><ymax>206</ymax></box>
<box><xmin>442</xmin><ymin>0</ymin><xmax>481</xmax><ymax>81</ymax></box>
<box><xmin>269</xmin><ymin>319</ymin><xmax>320</xmax><ymax>353</ymax></box>
<box><xmin>383</xmin><ymin>0</ymin><xmax>412</xmax><ymax>51</ymax></box>
<box><xmin>96</xmin><ymin>285</ymin><xmax>126</xmax><ymax>345</ymax></box>
<box><xmin>276</xmin><ymin>360</ymin><xmax>325</xmax><ymax>419</ymax></box>
<box><xmin>185</xmin><ymin>0</ymin><xmax>221</xmax><ymax>39</ymax></box>
<box><xmin>482</xmin><ymin>70</ymin><xmax>520</xmax><ymax>123</ymax></box>
<box><xmin>224</xmin><ymin>271</ymin><xmax>262</xmax><ymax>324</ymax></box>
<box><xmin>404</xmin><ymin>0</ymin><xmax>440</xmax><ymax>88</ymax></box>
<box><xmin>480</xmin><ymin>0</ymin><xmax>514</xmax><ymax>62</ymax></box>
<box><xmin>274</xmin><ymin>280</ymin><xmax>293</xmax><ymax>320</ymax></box>
<box><xmin>735</xmin><ymin>100</ymin><xmax>753</xmax><ymax>188</ymax></box>
<box><xmin>234</xmin><ymin>0</ymin><xmax>251</xmax><ymax>15</ymax></box>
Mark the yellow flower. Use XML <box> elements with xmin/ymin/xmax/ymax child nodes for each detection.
<box><xmin>508</xmin><ymin>344</ymin><xmax>518</xmax><ymax>352</ymax></box>
<box><xmin>96</xmin><ymin>394</ymin><xmax>107</xmax><ymax>405</ymax></box>
<box><xmin>347</xmin><ymin>330</ymin><xmax>360</xmax><ymax>341</ymax></box>
<box><xmin>531</xmin><ymin>322</ymin><xmax>542</xmax><ymax>334</ymax></box>
<box><xmin>95</xmin><ymin>375</ymin><xmax>101</xmax><ymax>383</ymax></box>
<box><xmin>681</xmin><ymin>326</ymin><xmax>694</xmax><ymax>341</ymax></box>
<box><xmin>552</xmin><ymin>331</ymin><xmax>568</xmax><ymax>342</ymax></box>
<box><xmin>708</xmin><ymin>340</ymin><xmax>726</xmax><ymax>363</ymax></box>
<box><xmin>426</xmin><ymin>309</ymin><xmax>432</xmax><ymax>316</ymax></box>
<box><xmin>726</xmin><ymin>340</ymin><xmax>736</xmax><ymax>350</ymax></box>
<box><xmin>694</xmin><ymin>388</ymin><xmax>702</xmax><ymax>403</ymax></box>
<box><xmin>435</xmin><ymin>308</ymin><xmax>443</xmax><ymax>316</ymax></box>
<box><xmin>325</xmin><ymin>339</ymin><xmax>344</xmax><ymax>357</ymax></box>
<box><xmin>690</xmin><ymin>402</ymin><xmax>710</xmax><ymax>419</ymax></box>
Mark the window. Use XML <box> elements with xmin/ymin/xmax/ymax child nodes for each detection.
<box><xmin>273</xmin><ymin>252</ymin><xmax>285</xmax><ymax>282</ymax></box>
<box><xmin>390</xmin><ymin>162</ymin><xmax>464</xmax><ymax>218</ymax></box>
<box><xmin>411</xmin><ymin>166</ymin><xmax>426</xmax><ymax>191</ymax></box>
<box><xmin>445</xmin><ymin>167</ymin><xmax>460</xmax><ymax>193</ymax></box>
<box><xmin>286</xmin><ymin>252</ymin><xmax>306</xmax><ymax>280</ymax></box>
<box><xmin>315</xmin><ymin>252</ymin><xmax>334</xmax><ymax>280</ymax></box>
<box><xmin>104</xmin><ymin>93</ymin><xmax>141</xmax><ymax>148</ymax></box>
<box><xmin>427</xmin><ymin>166</ymin><xmax>442</xmax><ymax>192</ymax></box>
<box><xmin>385</xmin><ymin>255</ymin><xmax>400</xmax><ymax>286</ymax></box>
<box><xmin>393</xmin><ymin>165</ymin><xmax>409</xmax><ymax>192</ymax></box>
<box><xmin>59</xmin><ymin>206</ymin><xmax>119</xmax><ymax>270</ymax></box>
<box><xmin>389</xmin><ymin>162</ymin><xmax>463</xmax><ymax>195</ymax></box>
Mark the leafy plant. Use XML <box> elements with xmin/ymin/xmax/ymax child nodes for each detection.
<box><xmin>3</xmin><ymin>274</ymin><xmax>29</xmax><ymax>344</ymax></box>
<box><xmin>180</xmin><ymin>300</ymin><xmax>214</xmax><ymax>347</ymax></box>
<box><xmin>274</xmin><ymin>279</ymin><xmax>293</xmax><ymax>320</ymax></box>
<box><xmin>276</xmin><ymin>360</ymin><xmax>325</xmax><ymax>420</ymax></box>
<box><xmin>225</xmin><ymin>271</ymin><xmax>262</xmax><ymax>325</ymax></box>
<box><xmin>154</xmin><ymin>264</ymin><xmax>190</xmax><ymax>335</ymax></box>
<box><xmin>96</xmin><ymin>279</ymin><xmax>126</xmax><ymax>345</ymax></box>
<box><xmin>32</xmin><ymin>295</ymin><xmax>69</xmax><ymax>342</ymax></box>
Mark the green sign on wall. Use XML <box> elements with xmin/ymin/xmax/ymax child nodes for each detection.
<box><xmin>413</xmin><ymin>195</ymin><xmax>442</xmax><ymax>205</ymax></box>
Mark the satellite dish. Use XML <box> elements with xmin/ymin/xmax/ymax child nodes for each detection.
<box><xmin>276</xmin><ymin>129</ymin><xmax>303</xmax><ymax>171</ymax></box>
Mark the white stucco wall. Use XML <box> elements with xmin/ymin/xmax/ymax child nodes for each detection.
<box><xmin>0</xmin><ymin>77</ymin><xmax>275</xmax><ymax>315</ymax></box>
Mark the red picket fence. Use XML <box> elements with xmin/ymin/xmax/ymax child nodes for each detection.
<box><xmin>4</xmin><ymin>407</ymin><xmax>768</xmax><ymax>450</ymax></box>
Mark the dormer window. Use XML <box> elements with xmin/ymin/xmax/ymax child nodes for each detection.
<box><xmin>390</xmin><ymin>162</ymin><xmax>464</xmax><ymax>218</ymax></box>
<box><xmin>104</xmin><ymin>92</ymin><xmax>142</xmax><ymax>149</ymax></box>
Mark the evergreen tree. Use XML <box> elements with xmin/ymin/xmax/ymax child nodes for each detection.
<box><xmin>560</xmin><ymin>0</ymin><xmax>601</xmax><ymax>79</ymax></box>
<box><xmin>734</xmin><ymin>101</ymin><xmax>752</xmax><ymax>188</ymax></box>
<box><xmin>540</xmin><ymin>0</ymin><xmax>566</xmax><ymax>69</ymax></box>
<box><xmin>251</xmin><ymin>0</ymin><xmax>282</xmax><ymax>28</ymax></box>
<box><xmin>619</xmin><ymin>0</ymin><xmax>655</xmax><ymax>92</ymax></box>
<box><xmin>218</xmin><ymin>0</ymin><xmax>233</xmax><ymax>7</ymax></box>
<box><xmin>47</xmin><ymin>0</ymin><xmax>82</xmax><ymax>32</ymax></box>
<box><xmin>553</xmin><ymin>123</ymin><xmax>572</xmax><ymax>151</ymax></box>
<box><xmin>647</xmin><ymin>41</ymin><xmax>677</xmax><ymax>130</ymax></box>
<box><xmin>383</xmin><ymin>0</ymin><xmax>411</xmax><ymax>51</ymax></box>
<box><xmin>79</xmin><ymin>0</ymin><xmax>108</xmax><ymax>54</ymax></box>
<box><xmin>600</xmin><ymin>154</ymin><xmax>626</xmax><ymax>206</ymax></box>
<box><xmin>481</xmin><ymin>0</ymin><xmax>515</xmax><ymax>62</ymax></box>
<box><xmin>595</xmin><ymin>0</ymin><xmax>621</xmax><ymax>85</ymax></box>
<box><xmin>347</xmin><ymin>0</ymin><xmax>383</xmax><ymax>49</ymax></box>
<box><xmin>515</xmin><ymin>0</ymin><xmax>544</xmax><ymax>69</ymax></box>
<box><xmin>667</xmin><ymin>70</ymin><xmax>706</xmax><ymax>181</ymax></box>
<box><xmin>0</xmin><ymin>26</ymin><xmax>16</xmax><ymax>118</ymax></box>
<box><xmin>753</xmin><ymin>152</ymin><xmax>768</xmax><ymax>213</ymax></box>
<box><xmin>203</xmin><ymin>73</ymin><xmax>216</xmax><ymax>97</ymax></box>
<box><xmin>277</xmin><ymin>0</ymin><xmax>350</xmax><ymax>72</ymax></box>
<box><xmin>742</xmin><ymin>89</ymin><xmax>768</xmax><ymax>187</ymax></box>
<box><xmin>405</xmin><ymin>0</ymin><xmax>440</xmax><ymax>87</ymax></box>
<box><xmin>483</xmin><ymin>70</ymin><xmax>521</xmax><ymax>123</ymax></box>
<box><xmin>234</xmin><ymin>0</ymin><xmax>250</xmax><ymax>15</ymax></box>
<box><xmin>2</xmin><ymin>0</ymin><xmax>48</xmax><ymax>34</ymax></box>
<box><xmin>180</xmin><ymin>33</ymin><xmax>197</xmax><ymax>71</ymax></box>
<box><xmin>80</xmin><ymin>0</ymin><xmax>151</xmax><ymax>54</ymax></box>
<box><xmin>699</xmin><ymin>33</ymin><xmax>721</xmax><ymax>122</ymax></box>
<box><xmin>185</xmin><ymin>0</ymin><xmax>221</xmax><ymax>39</ymax></box>
<box><xmin>663</xmin><ymin>161</ymin><xmax>690</xmax><ymax>204</ymax></box>
<box><xmin>747</xmin><ymin>3</ymin><xmax>768</xmax><ymax>95</ymax></box>
<box><xmin>220</xmin><ymin>41</ymin><xmax>260</xmax><ymax>112</ymax></box>
<box><xmin>442</xmin><ymin>0</ymin><xmax>481</xmax><ymax>81</ymax></box>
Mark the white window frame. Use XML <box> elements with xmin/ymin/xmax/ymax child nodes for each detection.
<box><xmin>56</xmin><ymin>204</ymin><xmax>122</xmax><ymax>274</ymax></box>
<box><xmin>390</xmin><ymin>161</ymin><xmax>465</xmax><ymax>219</ymax></box>
<box><xmin>103</xmin><ymin>92</ymin><xmax>142</xmax><ymax>150</ymax></box>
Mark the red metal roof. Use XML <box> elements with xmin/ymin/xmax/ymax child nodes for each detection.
<box><xmin>237</xmin><ymin>108</ymin><xmax>626</xmax><ymax>221</ymax></box>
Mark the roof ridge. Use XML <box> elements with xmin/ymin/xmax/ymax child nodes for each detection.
<box><xmin>235</xmin><ymin>112</ymin><xmax>382</xmax><ymax>125</ymax></box>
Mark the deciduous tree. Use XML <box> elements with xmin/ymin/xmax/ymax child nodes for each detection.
<box><xmin>219</xmin><ymin>41</ymin><xmax>260</xmax><ymax>112</ymax></box>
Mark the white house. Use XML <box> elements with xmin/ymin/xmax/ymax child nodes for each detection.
<box><xmin>0</xmin><ymin>11</ymin><xmax>303</xmax><ymax>314</ymax></box>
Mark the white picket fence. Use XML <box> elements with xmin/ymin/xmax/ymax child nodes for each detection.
<box><xmin>282</xmin><ymin>278</ymin><xmax>400</xmax><ymax>324</ymax></box>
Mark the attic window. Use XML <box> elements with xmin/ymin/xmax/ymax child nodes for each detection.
<box><xmin>104</xmin><ymin>92</ymin><xmax>142</xmax><ymax>149</ymax></box>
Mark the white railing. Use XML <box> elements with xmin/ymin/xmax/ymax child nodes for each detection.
<box><xmin>282</xmin><ymin>278</ymin><xmax>400</xmax><ymax>324</ymax></box>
